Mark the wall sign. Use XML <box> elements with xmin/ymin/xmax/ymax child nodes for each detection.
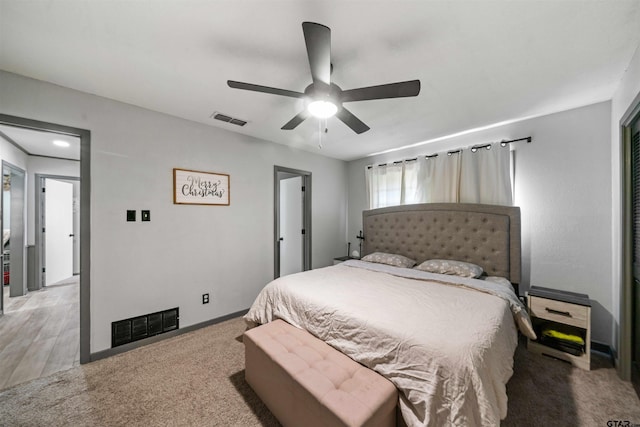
<box><xmin>173</xmin><ymin>168</ymin><xmax>230</xmax><ymax>206</ymax></box>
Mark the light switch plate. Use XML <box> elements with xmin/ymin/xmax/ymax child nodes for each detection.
<box><xmin>141</xmin><ymin>210</ymin><xmax>150</xmax><ymax>222</ymax></box>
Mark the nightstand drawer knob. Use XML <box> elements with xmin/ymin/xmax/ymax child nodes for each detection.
<box><xmin>545</xmin><ymin>307</ymin><xmax>572</xmax><ymax>317</ymax></box>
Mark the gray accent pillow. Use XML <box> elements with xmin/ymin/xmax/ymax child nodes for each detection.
<box><xmin>361</xmin><ymin>252</ymin><xmax>416</xmax><ymax>268</ymax></box>
<box><xmin>414</xmin><ymin>259</ymin><xmax>484</xmax><ymax>278</ymax></box>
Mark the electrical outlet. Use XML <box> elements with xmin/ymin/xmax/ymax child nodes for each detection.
<box><xmin>202</xmin><ymin>293</ymin><xmax>209</xmax><ymax>304</ymax></box>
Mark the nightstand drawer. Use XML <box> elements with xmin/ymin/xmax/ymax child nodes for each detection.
<box><xmin>529</xmin><ymin>296</ymin><xmax>588</xmax><ymax>328</ymax></box>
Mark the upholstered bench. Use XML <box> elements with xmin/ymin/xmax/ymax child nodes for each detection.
<box><xmin>244</xmin><ymin>319</ymin><xmax>397</xmax><ymax>427</ymax></box>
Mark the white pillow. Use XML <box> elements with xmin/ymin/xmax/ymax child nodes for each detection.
<box><xmin>414</xmin><ymin>259</ymin><xmax>484</xmax><ymax>278</ymax></box>
<box><xmin>361</xmin><ymin>252</ymin><xmax>416</xmax><ymax>268</ymax></box>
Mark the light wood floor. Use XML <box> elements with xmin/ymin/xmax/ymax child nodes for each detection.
<box><xmin>0</xmin><ymin>276</ymin><xmax>79</xmax><ymax>390</ymax></box>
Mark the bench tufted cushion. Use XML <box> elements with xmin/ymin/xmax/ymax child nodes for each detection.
<box><xmin>244</xmin><ymin>319</ymin><xmax>397</xmax><ymax>427</ymax></box>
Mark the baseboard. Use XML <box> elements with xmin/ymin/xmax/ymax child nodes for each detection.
<box><xmin>90</xmin><ymin>308</ymin><xmax>249</xmax><ymax>362</ymax></box>
<box><xmin>591</xmin><ymin>340</ymin><xmax>614</xmax><ymax>363</ymax></box>
<box><xmin>632</xmin><ymin>362</ymin><xmax>640</xmax><ymax>398</ymax></box>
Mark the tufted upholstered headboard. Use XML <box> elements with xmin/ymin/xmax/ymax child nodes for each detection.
<box><xmin>362</xmin><ymin>203</ymin><xmax>521</xmax><ymax>285</ymax></box>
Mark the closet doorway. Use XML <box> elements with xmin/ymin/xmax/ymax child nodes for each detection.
<box><xmin>274</xmin><ymin>166</ymin><xmax>311</xmax><ymax>278</ymax></box>
<box><xmin>622</xmin><ymin>94</ymin><xmax>640</xmax><ymax>395</ymax></box>
<box><xmin>629</xmin><ymin>111</ymin><xmax>640</xmax><ymax>394</ymax></box>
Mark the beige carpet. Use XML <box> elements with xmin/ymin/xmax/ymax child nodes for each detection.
<box><xmin>0</xmin><ymin>316</ymin><xmax>638</xmax><ymax>427</ymax></box>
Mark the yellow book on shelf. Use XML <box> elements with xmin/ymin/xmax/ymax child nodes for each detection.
<box><xmin>542</xmin><ymin>329</ymin><xmax>584</xmax><ymax>345</ymax></box>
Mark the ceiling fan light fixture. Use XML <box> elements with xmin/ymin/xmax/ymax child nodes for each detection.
<box><xmin>307</xmin><ymin>100</ymin><xmax>337</xmax><ymax>119</ymax></box>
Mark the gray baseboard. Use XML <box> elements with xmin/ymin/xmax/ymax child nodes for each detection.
<box><xmin>591</xmin><ymin>340</ymin><xmax>614</xmax><ymax>364</ymax></box>
<box><xmin>90</xmin><ymin>308</ymin><xmax>249</xmax><ymax>362</ymax></box>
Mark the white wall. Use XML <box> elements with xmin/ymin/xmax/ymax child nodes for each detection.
<box><xmin>0</xmin><ymin>71</ymin><xmax>348</xmax><ymax>353</ymax></box>
<box><xmin>347</xmin><ymin>101</ymin><xmax>613</xmax><ymax>345</ymax></box>
<box><xmin>611</xmin><ymin>44</ymin><xmax>640</xmax><ymax>355</ymax></box>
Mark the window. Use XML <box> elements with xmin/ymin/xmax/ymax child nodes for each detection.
<box><xmin>366</xmin><ymin>144</ymin><xmax>512</xmax><ymax>209</ymax></box>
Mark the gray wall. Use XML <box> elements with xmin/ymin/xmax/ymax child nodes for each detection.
<box><xmin>0</xmin><ymin>71</ymin><xmax>348</xmax><ymax>353</ymax></box>
<box><xmin>2</xmin><ymin>66</ymin><xmax>622</xmax><ymax>351</ymax></box>
<box><xmin>0</xmin><ymin>133</ymin><xmax>26</xmax><ymax>227</ymax></box>
<box><xmin>0</xmin><ymin>134</ymin><xmax>28</xmax><ymax>169</ymax></box>
<box><xmin>347</xmin><ymin>101</ymin><xmax>614</xmax><ymax>346</ymax></box>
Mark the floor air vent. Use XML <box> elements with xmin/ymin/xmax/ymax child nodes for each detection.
<box><xmin>111</xmin><ymin>307</ymin><xmax>179</xmax><ymax>348</ymax></box>
<box><xmin>211</xmin><ymin>112</ymin><xmax>247</xmax><ymax>127</ymax></box>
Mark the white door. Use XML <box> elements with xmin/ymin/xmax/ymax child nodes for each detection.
<box><xmin>279</xmin><ymin>176</ymin><xmax>303</xmax><ymax>276</ymax></box>
<box><xmin>45</xmin><ymin>179</ymin><xmax>74</xmax><ymax>285</ymax></box>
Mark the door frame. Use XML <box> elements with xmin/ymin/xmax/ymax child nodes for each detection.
<box><xmin>620</xmin><ymin>92</ymin><xmax>640</xmax><ymax>381</ymax></box>
<box><xmin>1</xmin><ymin>161</ymin><xmax>27</xmax><ymax>305</ymax></box>
<box><xmin>0</xmin><ymin>113</ymin><xmax>91</xmax><ymax>364</ymax></box>
<box><xmin>35</xmin><ymin>174</ymin><xmax>80</xmax><ymax>289</ymax></box>
<box><xmin>274</xmin><ymin>166</ymin><xmax>311</xmax><ymax>279</ymax></box>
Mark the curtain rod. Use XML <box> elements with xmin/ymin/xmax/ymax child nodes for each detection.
<box><xmin>470</xmin><ymin>136</ymin><xmax>532</xmax><ymax>153</ymax></box>
<box><xmin>367</xmin><ymin>136</ymin><xmax>532</xmax><ymax>169</ymax></box>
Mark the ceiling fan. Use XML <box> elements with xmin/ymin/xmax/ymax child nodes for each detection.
<box><xmin>227</xmin><ymin>22</ymin><xmax>421</xmax><ymax>134</ymax></box>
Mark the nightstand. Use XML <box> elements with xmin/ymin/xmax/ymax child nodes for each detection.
<box><xmin>527</xmin><ymin>286</ymin><xmax>591</xmax><ymax>370</ymax></box>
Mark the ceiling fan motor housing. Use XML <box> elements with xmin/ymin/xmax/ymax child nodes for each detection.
<box><xmin>304</xmin><ymin>83</ymin><xmax>342</xmax><ymax>106</ymax></box>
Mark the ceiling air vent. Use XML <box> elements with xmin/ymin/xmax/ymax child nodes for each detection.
<box><xmin>211</xmin><ymin>112</ymin><xmax>247</xmax><ymax>127</ymax></box>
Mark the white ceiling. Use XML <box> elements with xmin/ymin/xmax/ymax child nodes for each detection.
<box><xmin>0</xmin><ymin>124</ymin><xmax>80</xmax><ymax>161</ymax></box>
<box><xmin>1</xmin><ymin>1</ymin><xmax>639</xmax><ymax>161</ymax></box>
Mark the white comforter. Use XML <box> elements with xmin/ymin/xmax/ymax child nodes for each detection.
<box><xmin>245</xmin><ymin>260</ymin><xmax>535</xmax><ymax>427</ymax></box>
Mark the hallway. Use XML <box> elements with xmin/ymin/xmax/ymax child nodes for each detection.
<box><xmin>0</xmin><ymin>276</ymin><xmax>79</xmax><ymax>389</ymax></box>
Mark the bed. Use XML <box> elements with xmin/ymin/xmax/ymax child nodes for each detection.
<box><xmin>245</xmin><ymin>203</ymin><xmax>535</xmax><ymax>427</ymax></box>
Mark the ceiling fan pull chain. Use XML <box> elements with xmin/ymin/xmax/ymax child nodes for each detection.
<box><xmin>318</xmin><ymin>119</ymin><xmax>323</xmax><ymax>149</ymax></box>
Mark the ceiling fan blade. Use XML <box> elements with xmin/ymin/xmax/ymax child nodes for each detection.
<box><xmin>227</xmin><ymin>80</ymin><xmax>305</xmax><ymax>99</ymax></box>
<box><xmin>302</xmin><ymin>22</ymin><xmax>331</xmax><ymax>86</ymax></box>
<box><xmin>336</xmin><ymin>106</ymin><xmax>370</xmax><ymax>134</ymax></box>
<box><xmin>340</xmin><ymin>79</ymin><xmax>421</xmax><ymax>102</ymax></box>
<box><xmin>281</xmin><ymin>110</ymin><xmax>311</xmax><ymax>130</ymax></box>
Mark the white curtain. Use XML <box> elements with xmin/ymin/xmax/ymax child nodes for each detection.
<box><xmin>365</xmin><ymin>163</ymin><xmax>404</xmax><ymax>209</ymax></box>
<box><xmin>459</xmin><ymin>144</ymin><xmax>513</xmax><ymax>205</ymax></box>
<box><xmin>366</xmin><ymin>143</ymin><xmax>513</xmax><ymax>209</ymax></box>
<box><xmin>422</xmin><ymin>153</ymin><xmax>461</xmax><ymax>203</ymax></box>
<box><xmin>401</xmin><ymin>160</ymin><xmax>422</xmax><ymax>205</ymax></box>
